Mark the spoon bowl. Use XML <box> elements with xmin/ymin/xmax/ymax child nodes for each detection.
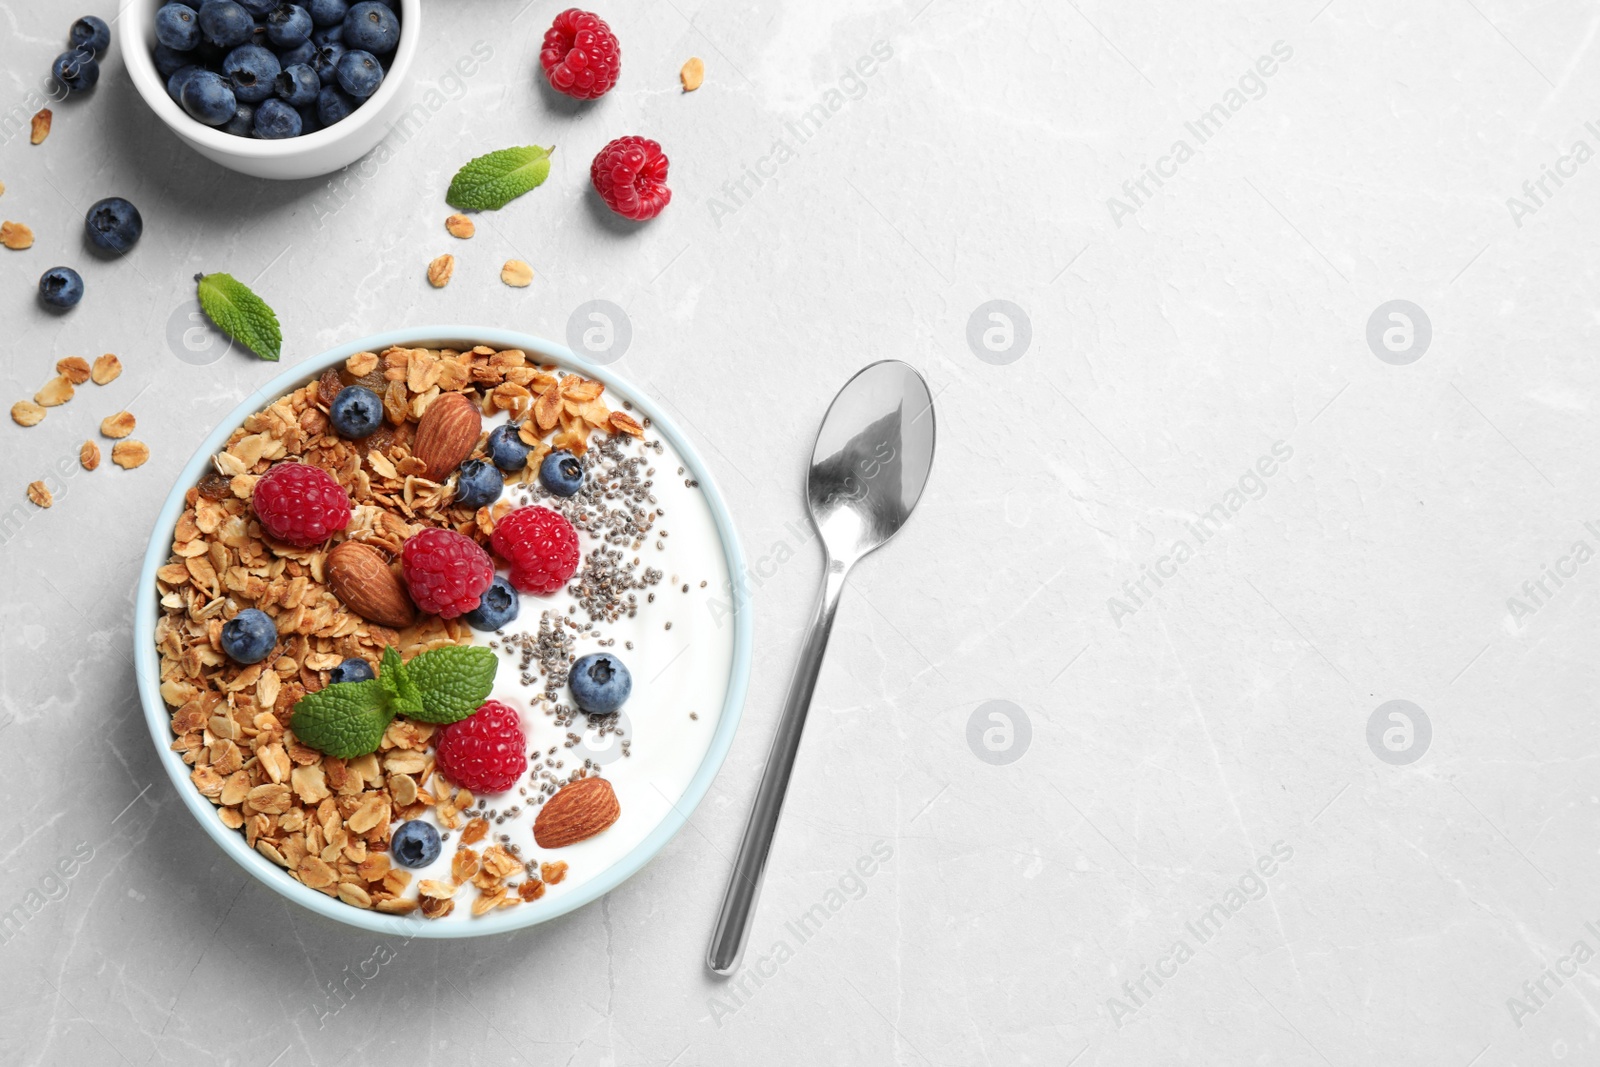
<box><xmin>807</xmin><ymin>361</ymin><xmax>937</xmax><ymax>566</ymax></box>
<box><xmin>707</xmin><ymin>360</ymin><xmax>936</xmax><ymax>975</ymax></box>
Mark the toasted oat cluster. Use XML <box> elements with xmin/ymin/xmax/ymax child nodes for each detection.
<box><xmin>154</xmin><ymin>344</ymin><xmax>638</xmax><ymax>918</ymax></box>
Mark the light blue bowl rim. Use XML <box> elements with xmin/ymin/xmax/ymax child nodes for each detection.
<box><xmin>132</xmin><ymin>326</ymin><xmax>752</xmax><ymax>939</ymax></box>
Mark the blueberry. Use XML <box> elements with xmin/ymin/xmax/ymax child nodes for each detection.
<box><xmin>296</xmin><ymin>103</ymin><xmax>322</xmax><ymax>134</ymax></box>
<box><xmin>70</xmin><ymin>15</ymin><xmax>112</xmax><ymax>58</ymax></box>
<box><xmin>84</xmin><ymin>197</ymin><xmax>143</xmax><ymax>255</ymax></box>
<box><xmin>310</xmin><ymin>22</ymin><xmax>343</xmax><ymax>47</ymax></box>
<box><xmin>391</xmin><ymin>821</ymin><xmax>440</xmax><ymax>869</ymax></box>
<box><xmin>329</xmin><ymin>385</ymin><xmax>383</xmax><ymax>437</ymax></box>
<box><xmin>223</xmin><ymin>101</ymin><xmax>255</xmax><ymax>135</ymax></box>
<box><xmin>180</xmin><ymin>68</ymin><xmax>237</xmax><ymax>124</ymax></box>
<box><xmin>38</xmin><ymin>267</ymin><xmax>84</xmax><ymax>310</ymax></box>
<box><xmin>252</xmin><ymin>97</ymin><xmax>301</xmax><ymax>137</ymax></box>
<box><xmin>569</xmin><ymin>653</ymin><xmax>632</xmax><ymax>714</ymax></box>
<box><xmin>223</xmin><ymin>43</ymin><xmax>280</xmax><ymax>102</ymax></box>
<box><xmin>52</xmin><ymin>49</ymin><xmax>99</xmax><ymax>93</ymax></box>
<box><xmin>454</xmin><ymin>459</ymin><xmax>503</xmax><ymax>509</ymax></box>
<box><xmin>276</xmin><ymin>38</ymin><xmax>315</xmax><ymax>67</ymax></box>
<box><xmin>166</xmin><ymin>64</ymin><xmax>201</xmax><ymax>100</ymax></box>
<box><xmin>274</xmin><ymin>62</ymin><xmax>319</xmax><ymax>106</ymax></box>
<box><xmin>539</xmin><ymin>450</ymin><xmax>584</xmax><ymax>497</ymax></box>
<box><xmin>220</xmin><ymin>608</ymin><xmax>277</xmax><ymax>664</ymax></box>
<box><xmin>153</xmin><ymin>43</ymin><xmax>192</xmax><ymax>76</ymax></box>
<box><xmin>266</xmin><ymin>4</ymin><xmax>312</xmax><ymax>47</ymax></box>
<box><xmin>309</xmin><ymin>41</ymin><xmax>344</xmax><ymax>84</ymax></box>
<box><xmin>237</xmin><ymin>0</ymin><xmax>278</xmax><ymax>13</ymax></box>
<box><xmin>307</xmin><ymin>0</ymin><xmax>348</xmax><ymax>27</ymax></box>
<box><xmin>334</xmin><ymin>49</ymin><xmax>382</xmax><ymax>97</ymax></box>
<box><xmin>465</xmin><ymin>576</ymin><xmax>519</xmax><ymax>632</ymax></box>
<box><xmin>315</xmin><ymin>84</ymin><xmax>355</xmax><ymax>124</ymax></box>
<box><xmin>342</xmin><ymin>1</ymin><xmax>398</xmax><ymax>53</ymax></box>
<box><xmin>199</xmin><ymin>1</ymin><xmax>254</xmax><ymax>47</ymax></box>
<box><xmin>486</xmin><ymin>425</ymin><xmax>531</xmax><ymax>471</ymax></box>
<box><xmin>155</xmin><ymin>4</ymin><xmax>200</xmax><ymax>50</ymax></box>
<box><xmin>327</xmin><ymin>656</ymin><xmax>375</xmax><ymax>684</ymax></box>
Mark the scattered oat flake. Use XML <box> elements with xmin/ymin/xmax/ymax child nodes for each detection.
<box><xmin>111</xmin><ymin>440</ymin><xmax>149</xmax><ymax>469</ymax></box>
<box><xmin>10</xmin><ymin>401</ymin><xmax>45</xmax><ymax>427</ymax></box>
<box><xmin>26</xmin><ymin>481</ymin><xmax>51</xmax><ymax>508</ymax></box>
<box><xmin>1</xmin><ymin>221</ymin><xmax>34</xmax><ymax>250</ymax></box>
<box><xmin>80</xmin><ymin>441</ymin><xmax>100</xmax><ymax>471</ymax></box>
<box><xmin>427</xmin><ymin>254</ymin><xmax>454</xmax><ymax>288</ymax></box>
<box><xmin>445</xmin><ymin>214</ymin><xmax>475</xmax><ymax>239</ymax></box>
<box><xmin>35</xmin><ymin>376</ymin><xmax>74</xmax><ymax>407</ymax></box>
<box><xmin>101</xmin><ymin>411</ymin><xmax>135</xmax><ymax>438</ymax></box>
<box><xmin>56</xmin><ymin>356</ymin><xmax>91</xmax><ymax>384</ymax></box>
<box><xmin>500</xmin><ymin>260</ymin><xmax>533</xmax><ymax>288</ymax></box>
<box><xmin>680</xmin><ymin>57</ymin><xmax>705</xmax><ymax>92</ymax></box>
<box><xmin>30</xmin><ymin>109</ymin><xmax>51</xmax><ymax>145</ymax></box>
<box><xmin>91</xmin><ymin>354</ymin><xmax>121</xmax><ymax>384</ymax></box>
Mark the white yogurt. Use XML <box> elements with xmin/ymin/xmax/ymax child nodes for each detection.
<box><xmin>397</xmin><ymin>414</ymin><xmax>736</xmax><ymax>919</ymax></box>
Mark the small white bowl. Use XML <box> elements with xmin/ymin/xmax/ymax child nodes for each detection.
<box><xmin>119</xmin><ymin>0</ymin><xmax>420</xmax><ymax>180</ymax></box>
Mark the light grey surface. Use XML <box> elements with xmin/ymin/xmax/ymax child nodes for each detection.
<box><xmin>1</xmin><ymin>0</ymin><xmax>1596</xmax><ymax>1064</ymax></box>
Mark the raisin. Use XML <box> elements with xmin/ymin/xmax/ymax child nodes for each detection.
<box><xmin>318</xmin><ymin>368</ymin><xmax>342</xmax><ymax>408</ymax></box>
<box><xmin>197</xmin><ymin>471</ymin><xmax>231</xmax><ymax>500</ymax></box>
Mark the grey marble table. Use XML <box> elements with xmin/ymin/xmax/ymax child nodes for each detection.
<box><xmin>3</xmin><ymin>0</ymin><xmax>1598</xmax><ymax>1064</ymax></box>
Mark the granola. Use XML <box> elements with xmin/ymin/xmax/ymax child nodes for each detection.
<box><xmin>153</xmin><ymin>344</ymin><xmax>662</xmax><ymax>920</ymax></box>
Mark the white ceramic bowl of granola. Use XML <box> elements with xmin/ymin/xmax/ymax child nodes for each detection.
<box><xmin>119</xmin><ymin>0</ymin><xmax>421</xmax><ymax>180</ymax></box>
<box><xmin>134</xmin><ymin>326</ymin><xmax>752</xmax><ymax>937</ymax></box>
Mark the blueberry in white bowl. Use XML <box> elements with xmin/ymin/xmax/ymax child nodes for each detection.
<box><xmin>199</xmin><ymin>1</ymin><xmax>254</xmax><ymax>49</ymax></box>
<box><xmin>334</xmin><ymin>49</ymin><xmax>383</xmax><ymax>97</ymax></box>
<box><xmin>144</xmin><ymin>0</ymin><xmax>403</xmax><ymax>143</ymax></box>
<box><xmin>180</xmin><ymin>68</ymin><xmax>237</xmax><ymax>125</ymax></box>
<box><xmin>253</xmin><ymin>97</ymin><xmax>302</xmax><ymax>138</ymax></box>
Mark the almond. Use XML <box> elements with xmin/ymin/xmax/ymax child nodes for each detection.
<box><xmin>532</xmin><ymin>777</ymin><xmax>620</xmax><ymax>848</ymax></box>
<box><xmin>326</xmin><ymin>541</ymin><xmax>416</xmax><ymax>629</ymax></box>
<box><xmin>411</xmin><ymin>392</ymin><xmax>481</xmax><ymax>481</ymax></box>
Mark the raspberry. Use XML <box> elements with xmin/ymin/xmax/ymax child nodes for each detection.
<box><xmin>435</xmin><ymin>701</ymin><xmax>527</xmax><ymax>793</ymax></box>
<box><xmin>539</xmin><ymin>8</ymin><xmax>620</xmax><ymax>100</ymax></box>
<box><xmin>401</xmin><ymin>528</ymin><xmax>495</xmax><ymax>618</ymax></box>
<box><xmin>590</xmin><ymin>136</ymin><xmax>671</xmax><ymax>221</ymax></box>
<box><xmin>252</xmin><ymin>462</ymin><xmax>351</xmax><ymax>546</ymax></box>
<box><xmin>491</xmin><ymin>506</ymin><xmax>580</xmax><ymax>595</ymax></box>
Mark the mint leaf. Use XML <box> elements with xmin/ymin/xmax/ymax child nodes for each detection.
<box><xmin>379</xmin><ymin>645</ymin><xmax>422</xmax><ymax>715</ymax></box>
<box><xmin>289</xmin><ymin>679</ymin><xmax>394</xmax><ymax>758</ymax></box>
<box><xmin>446</xmin><ymin>146</ymin><xmax>553</xmax><ymax>211</ymax></box>
<box><xmin>406</xmin><ymin>645</ymin><xmax>498</xmax><ymax>724</ymax></box>
<box><xmin>196</xmin><ymin>272</ymin><xmax>282</xmax><ymax>361</ymax></box>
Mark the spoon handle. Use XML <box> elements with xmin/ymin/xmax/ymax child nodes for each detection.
<box><xmin>706</xmin><ymin>558</ymin><xmax>849</xmax><ymax>975</ymax></box>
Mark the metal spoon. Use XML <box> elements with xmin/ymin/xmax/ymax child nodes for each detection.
<box><xmin>706</xmin><ymin>360</ymin><xmax>936</xmax><ymax>976</ymax></box>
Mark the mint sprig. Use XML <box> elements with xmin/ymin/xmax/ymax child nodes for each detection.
<box><xmin>445</xmin><ymin>146</ymin><xmax>553</xmax><ymax>211</ymax></box>
<box><xmin>196</xmin><ymin>272</ymin><xmax>282</xmax><ymax>362</ymax></box>
<box><xmin>289</xmin><ymin>644</ymin><xmax>498</xmax><ymax>757</ymax></box>
<box><xmin>379</xmin><ymin>646</ymin><xmax>422</xmax><ymax>716</ymax></box>
<box><xmin>288</xmin><ymin>679</ymin><xmax>392</xmax><ymax>758</ymax></box>
<box><xmin>405</xmin><ymin>645</ymin><xmax>497</xmax><ymax>724</ymax></box>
